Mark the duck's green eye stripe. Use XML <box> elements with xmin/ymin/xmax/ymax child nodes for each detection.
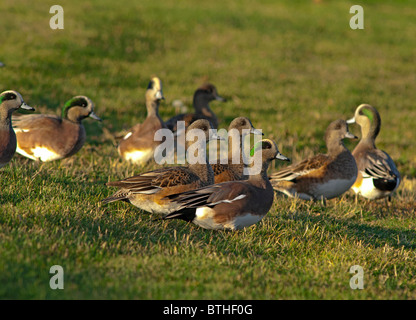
<box><xmin>362</xmin><ymin>108</ymin><xmax>374</xmax><ymax>122</ymax></box>
<box><xmin>62</xmin><ymin>98</ymin><xmax>75</xmax><ymax>118</ymax></box>
<box><xmin>62</xmin><ymin>98</ymin><xmax>88</xmax><ymax>118</ymax></box>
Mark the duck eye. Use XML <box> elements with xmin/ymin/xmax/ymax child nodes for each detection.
<box><xmin>262</xmin><ymin>141</ymin><xmax>272</xmax><ymax>149</ymax></box>
<box><xmin>2</xmin><ymin>93</ymin><xmax>17</xmax><ymax>101</ymax></box>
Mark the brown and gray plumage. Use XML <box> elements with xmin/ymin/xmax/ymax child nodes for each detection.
<box><xmin>269</xmin><ymin>119</ymin><xmax>358</xmax><ymax>201</ymax></box>
<box><xmin>346</xmin><ymin>104</ymin><xmax>400</xmax><ymax>200</ymax></box>
<box><xmin>163</xmin><ymin>139</ymin><xmax>290</xmax><ymax>230</ymax></box>
<box><xmin>211</xmin><ymin>117</ymin><xmax>263</xmax><ymax>183</ymax></box>
<box><xmin>165</xmin><ymin>83</ymin><xmax>224</xmax><ymax>132</ymax></box>
<box><xmin>13</xmin><ymin>95</ymin><xmax>100</xmax><ymax>162</ymax></box>
<box><xmin>103</xmin><ymin>119</ymin><xmax>221</xmax><ymax>216</ymax></box>
<box><xmin>118</xmin><ymin>77</ymin><xmax>166</xmax><ymax>164</ymax></box>
<box><xmin>0</xmin><ymin>90</ymin><xmax>34</xmax><ymax>168</ymax></box>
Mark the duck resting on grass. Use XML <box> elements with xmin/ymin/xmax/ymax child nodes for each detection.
<box><xmin>162</xmin><ymin>139</ymin><xmax>290</xmax><ymax>231</ymax></box>
<box><xmin>13</xmin><ymin>95</ymin><xmax>101</xmax><ymax>162</ymax></box>
<box><xmin>269</xmin><ymin>119</ymin><xmax>358</xmax><ymax>204</ymax></box>
<box><xmin>165</xmin><ymin>83</ymin><xmax>224</xmax><ymax>133</ymax></box>
<box><xmin>118</xmin><ymin>76</ymin><xmax>166</xmax><ymax>165</ymax></box>
<box><xmin>103</xmin><ymin>119</ymin><xmax>222</xmax><ymax>216</ymax></box>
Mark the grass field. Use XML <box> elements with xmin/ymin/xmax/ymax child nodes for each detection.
<box><xmin>1</xmin><ymin>0</ymin><xmax>416</xmax><ymax>300</ymax></box>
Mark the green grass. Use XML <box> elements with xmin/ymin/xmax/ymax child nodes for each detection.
<box><xmin>1</xmin><ymin>0</ymin><xmax>416</xmax><ymax>299</ymax></box>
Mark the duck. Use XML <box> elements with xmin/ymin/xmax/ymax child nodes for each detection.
<box><xmin>118</xmin><ymin>77</ymin><xmax>166</xmax><ymax>164</ymax></box>
<box><xmin>269</xmin><ymin>119</ymin><xmax>358</xmax><ymax>202</ymax></box>
<box><xmin>103</xmin><ymin>119</ymin><xmax>222</xmax><ymax>216</ymax></box>
<box><xmin>13</xmin><ymin>95</ymin><xmax>100</xmax><ymax>162</ymax></box>
<box><xmin>165</xmin><ymin>83</ymin><xmax>224</xmax><ymax>132</ymax></box>
<box><xmin>211</xmin><ymin>116</ymin><xmax>264</xmax><ymax>183</ymax></box>
<box><xmin>346</xmin><ymin>104</ymin><xmax>400</xmax><ymax>201</ymax></box>
<box><xmin>0</xmin><ymin>90</ymin><xmax>34</xmax><ymax>168</ymax></box>
<box><xmin>162</xmin><ymin>139</ymin><xmax>290</xmax><ymax>230</ymax></box>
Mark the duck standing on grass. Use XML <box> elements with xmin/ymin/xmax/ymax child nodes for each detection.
<box><xmin>163</xmin><ymin>139</ymin><xmax>290</xmax><ymax>231</ymax></box>
<box><xmin>13</xmin><ymin>95</ymin><xmax>101</xmax><ymax>162</ymax></box>
<box><xmin>346</xmin><ymin>104</ymin><xmax>400</xmax><ymax>202</ymax></box>
<box><xmin>118</xmin><ymin>77</ymin><xmax>166</xmax><ymax>165</ymax></box>
<box><xmin>269</xmin><ymin>119</ymin><xmax>358</xmax><ymax>203</ymax></box>
<box><xmin>0</xmin><ymin>90</ymin><xmax>34</xmax><ymax>168</ymax></box>
<box><xmin>103</xmin><ymin>119</ymin><xmax>222</xmax><ymax>216</ymax></box>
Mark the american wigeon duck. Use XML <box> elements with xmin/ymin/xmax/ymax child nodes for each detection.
<box><xmin>13</xmin><ymin>95</ymin><xmax>100</xmax><ymax>162</ymax></box>
<box><xmin>163</xmin><ymin>139</ymin><xmax>290</xmax><ymax>230</ymax></box>
<box><xmin>212</xmin><ymin>116</ymin><xmax>263</xmax><ymax>183</ymax></box>
<box><xmin>103</xmin><ymin>119</ymin><xmax>222</xmax><ymax>216</ymax></box>
<box><xmin>118</xmin><ymin>77</ymin><xmax>166</xmax><ymax>164</ymax></box>
<box><xmin>0</xmin><ymin>90</ymin><xmax>34</xmax><ymax>168</ymax></box>
<box><xmin>165</xmin><ymin>83</ymin><xmax>224</xmax><ymax>132</ymax></box>
<box><xmin>346</xmin><ymin>104</ymin><xmax>400</xmax><ymax>201</ymax></box>
<box><xmin>269</xmin><ymin>119</ymin><xmax>358</xmax><ymax>201</ymax></box>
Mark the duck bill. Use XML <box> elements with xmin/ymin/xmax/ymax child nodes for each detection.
<box><xmin>275</xmin><ymin>152</ymin><xmax>290</xmax><ymax>162</ymax></box>
<box><xmin>345</xmin><ymin>132</ymin><xmax>358</xmax><ymax>139</ymax></box>
<box><xmin>250</xmin><ymin>128</ymin><xmax>264</xmax><ymax>135</ymax></box>
<box><xmin>155</xmin><ymin>91</ymin><xmax>165</xmax><ymax>100</ymax></box>
<box><xmin>89</xmin><ymin>112</ymin><xmax>102</xmax><ymax>121</ymax></box>
<box><xmin>20</xmin><ymin>102</ymin><xmax>35</xmax><ymax>111</ymax></box>
<box><xmin>346</xmin><ymin>117</ymin><xmax>356</xmax><ymax>124</ymax></box>
<box><xmin>215</xmin><ymin>95</ymin><xmax>225</xmax><ymax>102</ymax></box>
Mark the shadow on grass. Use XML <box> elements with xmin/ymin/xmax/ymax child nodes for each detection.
<box><xmin>285</xmin><ymin>209</ymin><xmax>416</xmax><ymax>251</ymax></box>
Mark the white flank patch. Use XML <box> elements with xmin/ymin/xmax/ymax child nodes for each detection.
<box><xmin>123</xmin><ymin>149</ymin><xmax>153</xmax><ymax>163</ymax></box>
<box><xmin>313</xmin><ymin>177</ymin><xmax>356</xmax><ymax>200</ymax></box>
<box><xmin>16</xmin><ymin>146</ymin><xmax>37</xmax><ymax>160</ymax></box>
<box><xmin>193</xmin><ymin>207</ymin><xmax>262</xmax><ymax>230</ymax></box>
<box><xmin>352</xmin><ymin>176</ymin><xmax>399</xmax><ymax>200</ymax></box>
<box><xmin>129</xmin><ymin>198</ymin><xmax>179</xmax><ymax>215</ymax></box>
<box><xmin>123</xmin><ymin>132</ymin><xmax>132</xmax><ymax>140</ymax></box>
<box><xmin>231</xmin><ymin>213</ymin><xmax>263</xmax><ymax>230</ymax></box>
<box><xmin>16</xmin><ymin>145</ymin><xmax>60</xmax><ymax>161</ymax></box>
<box><xmin>32</xmin><ymin>147</ymin><xmax>61</xmax><ymax>161</ymax></box>
<box><xmin>193</xmin><ymin>207</ymin><xmax>222</xmax><ymax>230</ymax></box>
<box><xmin>14</xmin><ymin>128</ymin><xmax>30</xmax><ymax>133</ymax></box>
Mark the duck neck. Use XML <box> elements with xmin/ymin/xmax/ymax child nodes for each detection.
<box><xmin>327</xmin><ymin>139</ymin><xmax>349</xmax><ymax>156</ymax></box>
<box><xmin>187</xmin><ymin>140</ymin><xmax>213</xmax><ymax>184</ymax></box>
<box><xmin>227</xmin><ymin>133</ymin><xmax>244</xmax><ymax>166</ymax></box>
<box><xmin>65</xmin><ymin>107</ymin><xmax>87</xmax><ymax>124</ymax></box>
<box><xmin>0</xmin><ymin>109</ymin><xmax>12</xmax><ymax>129</ymax></box>
<box><xmin>193</xmin><ymin>93</ymin><xmax>210</xmax><ymax>112</ymax></box>
<box><xmin>146</xmin><ymin>99</ymin><xmax>162</xmax><ymax>119</ymax></box>
<box><xmin>360</xmin><ymin>121</ymin><xmax>379</xmax><ymax>148</ymax></box>
<box><xmin>247</xmin><ymin>159</ymin><xmax>270</xmax><ymax>187</ymax></box>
